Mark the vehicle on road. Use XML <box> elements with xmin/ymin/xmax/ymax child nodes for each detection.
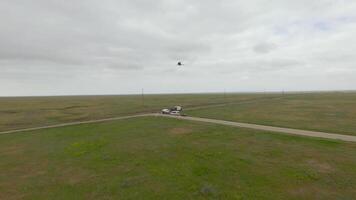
<box><xmin>161</xmin><ymin>106</ymin><xmax>184</xmax><ymax>116</ymax></box>
<box><xmin>169</xmin><ymin>111</ymin><xmax>180</xmax><ymax>115</ymax></box>
<box><xmin>173</xmin><ymin>106</ymin><xmax>182</xmax><ymax>111</ymax></box>
<box><xmin>161</xmin><ymin>109</ymin><xmax>170</xmax><ymax>114</ymax></box>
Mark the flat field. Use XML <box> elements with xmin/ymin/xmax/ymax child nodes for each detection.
<box><xmin>1</xmin><ymin>117</ymin><xmax>356</xmax><ymax>200</ymax></box>
<box><xmin>187</xmin><ymin>92</ymin><xmax>356</xmax><ymax>135</ymax></box>
<box><xmin>0</xmin><ymin>93</ymin><xmax>273</xmax><ymax>132</ymax></box>
<box><xmin>2</xmin><ymin>92</ymin><xmax>356</xmax><ymax>136</ymax></box>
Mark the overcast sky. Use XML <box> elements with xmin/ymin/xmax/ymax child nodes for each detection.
<box><xmin>1</xmin><ymin>0</ymin><xmax>356</xmax><ymax>96</ymax></box>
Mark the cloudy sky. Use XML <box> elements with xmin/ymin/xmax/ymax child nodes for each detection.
<box><xmin>1</xmin><ymin>0</ymin><xmax>356</xmax><ymax>96</ymax></box>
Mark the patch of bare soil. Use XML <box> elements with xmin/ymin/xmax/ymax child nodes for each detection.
<box><xmin>0</xmin><ymin>144</ymin><xmax>25</xmax><ymax>156</ymax></box>
<box><xmin>288</xmin><ymin>184</ymin><xmax>324</xmax><ymax>198</ymax></box>
<box><xmin>307</xmin><ymin>159</ymin><xmax>335</xmax><ymax>173</ymax></box>
<box><xmin>0</xmin><ymin>189</ymin><xmax>25</xmax><ymax>200</ymax></box>
<box><xmin>169</xmin><ymin>127</ymin><xmax>193</xmax><ymax>135</ymax></box>
<box><xmin>120</xmin><ymin>175</ymin><xmax>148</xmax><ymax>188</ymax></box>
<box><xmin>51</xmin><ymin>167</ymin><xmax>95</xmax><ymax>186</ymax></box>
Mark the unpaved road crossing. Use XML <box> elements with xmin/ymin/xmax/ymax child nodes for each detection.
<box><xmin>1</xmin><ymin>113</ymin><xmax>356</xmax><ymax>142</ymax></box>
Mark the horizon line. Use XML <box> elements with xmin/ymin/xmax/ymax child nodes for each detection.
<box><xmin>1</xmin><ymin>89</ymin><xmax>356</xmax><ymax>98</ymax></box>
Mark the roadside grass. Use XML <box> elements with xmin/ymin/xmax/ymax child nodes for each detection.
<box><xmin>187</xmin><ymin>92</ymin><xmax>356</xmax><ymax>135</ymax></box>
<box><xmin>0</xmin><ymin>93</ymin><xmax>273</xmax><ymax>132</ymax></box>
<box><xmin>1</xmin><ymin>117</ymin><xmax>356</xmax><ymax>199</ymax></box>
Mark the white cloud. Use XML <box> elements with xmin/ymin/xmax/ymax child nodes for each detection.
<box><xmin>1</xmin><ymin>0</ymin><xmax>356</xmax><ymax>95</ymax></box>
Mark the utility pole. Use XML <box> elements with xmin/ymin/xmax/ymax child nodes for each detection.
<box><xmin>141</xmin><ymin>88</ymin><xmax>145</xmax><ymax>107</ymax></box>
<box><xmin>223</xmin><ymin>89</ymin><xmax>227</xmax><ymax>102</ymax></box>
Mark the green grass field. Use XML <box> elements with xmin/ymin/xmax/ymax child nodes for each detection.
<box><xmin>0</xmin><ymin>93</ymin><xmax>273</xmax><ymax>132</ymax></box>
<box><xmin>1</xmin><ymin>117</ymin><xmax>356</xmax><ymax>200</ymax></box>
<box><xmin>2</xmin><ymin>92</ymin><xmax>356</xmax><ymax>136</ymax></box>
<box><xmin>187</xmin><ymin>92</ymin><xmax>356</xmax><ymax>135</ymax></box>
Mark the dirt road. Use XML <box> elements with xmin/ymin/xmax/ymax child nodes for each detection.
<box><xmin>157</xmin><ymin>114</ymin><xmax>356</xmax><ymax>142</ymax></box>
<box><xmin>0</xmin><ymin>114</ymin><xmax>152</xmax><ymax>135</ymax></box>
<box><xmin>1</xmin><ymin>113</ymin><xmax>356</xmax><ymax>142</ymax></box>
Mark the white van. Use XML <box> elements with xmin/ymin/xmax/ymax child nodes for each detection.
<box><xmin>169</xmin><ymin>111</ymin><xmax>180</xmax><ymax>115</ymax></box>
<box><xmin>161</xmin><ymin>109</ymin><xmax>170</xmax><ymax>114</ymax></box>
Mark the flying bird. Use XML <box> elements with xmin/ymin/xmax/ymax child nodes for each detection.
<box><xmin>177</xmin><ymin>61</ymin><xmax>183</xmax><ymax>66</ymax></box>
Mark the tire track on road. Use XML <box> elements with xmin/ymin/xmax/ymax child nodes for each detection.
<box><xmin>157</xmin><ymin>114</ymin><xmax>356</xmax><ymax>142</ymax></box>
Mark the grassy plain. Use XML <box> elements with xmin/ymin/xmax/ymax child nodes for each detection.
<box><xmin>1</xmin><ymin>92</ymin><xmax>356</xmax><ymax>135</ymax></box>
<box><xmin>1</xmin><ymin>117</ymin><xmax>356</xmax><ymax>200</ymax></box>
<box><xmin>187</xmin><ymin>92</ymin><xmax>356</xmax><ymax>135</ymax></box>
<box><xmin>0</xmin><ymin>93</ymin><xmax>273</xmax><ymax>132</ymax></box>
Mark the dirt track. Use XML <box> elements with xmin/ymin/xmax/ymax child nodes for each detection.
<box><xmin>1</xmin><ymin>113</ymin><xmax>356</xmax><ymax>142</ymax></box>
<box><xmin>0</xmin><ymin>114</ymin><xmax>151</xmax><ymax>135</ymax></box>
<box><xmin>158</xmin><ymin>114</ymin><xmax>356</xmax><ymax>142</ymax></box>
